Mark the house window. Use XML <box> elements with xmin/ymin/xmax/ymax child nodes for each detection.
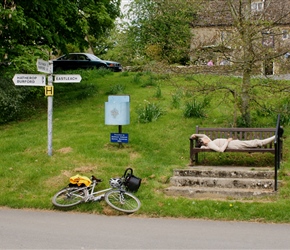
<box><xmin>262</xmin><ymin>31</ymin><xmax>274</xmax><ymax>48</ymax></box>
<box><xmin>251</xmin><ymin>1</ymin><xmax>264</xmax><ymax>11</ymax></box>
<box><xmin>282</xmin><ymin>30</ymin><xmax>289</xmax><ymax>40</ymax></box>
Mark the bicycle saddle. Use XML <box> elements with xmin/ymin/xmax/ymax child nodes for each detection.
<box><xmin>91</xmin><ymin>175</ymin><xmax>102</xmax><ymax>182</ymax></box>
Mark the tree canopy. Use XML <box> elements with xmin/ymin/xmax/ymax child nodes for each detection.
<box><xmin>0</xmin><ymin>0</ymin><xmax>121</xmax><ymax>124</ymax></box>
<box><xmin>119</xmin><ymin>0</ymin><xmax>196</xmax><ymax>65</ymax></box>
<box><xmin>191</xmin><ymin>0</ymin><xmax>290</xmax><ymax>126</ymax></box>
<box><xmin>0</xmin><ymin>0</ymin><xmax>121</xmax><ymax>73</ymax></box>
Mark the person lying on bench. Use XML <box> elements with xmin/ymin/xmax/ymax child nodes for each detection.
<box><xmin>190</xmin><ymin>134</ymin><xmax>275</xmax><ymax>152</ymax></box>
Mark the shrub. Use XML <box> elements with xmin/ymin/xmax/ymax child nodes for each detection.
<box><xmin>171</xmin><ymin>89</ymin><xmax>183</xmax><ymax>109</ymax></box>
<box><xmin>106</xmin><ymin>84</ymin><xmax>126</xmax><ymax>95</ymax></box>
<box><xmin>120</xmin><ymin>71</ymin><xmax>129</xmax><ymax>77</ymax></box>
<box><xmin>96</xmin><ymin>68</ymin><xmax>114</xmax><ymax>77</ymax></box>
<box><xmin>141</xmin><ymin>74</ymin><xmax>157</xmax><ymax>87</ymax></box>
<box><xmin>136</xmin><ymin>101</ymin><xmax>164</xmax><ymax>123</ymax></box>
<box><xmin>278</xmin><ymin>99</ymin><xmax>290</xmax><ymax>125</ymax></box>
<box><xmin>0</xmin><ymin>78</ymin><xmax>27</xmax><ymax>123</ymax></box>
<box><xmin>132</xmin><ymin>73</ymin><xmax>143</xmax><ymax>84</ymax></box>
<box><xmin>154</xmin><ymin>84</ymin><xmax>162</xmax><ymax>98</ymax></box>
<box><xmin>183</xmin><ymin>98</ymin><xmax>210</xmax><ymax>118</ymax></box>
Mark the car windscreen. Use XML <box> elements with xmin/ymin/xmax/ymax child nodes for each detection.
<box><xmin>87</xmin><ymin>54</ymin><xmax>102</xmax><ymax>61</ymax></box>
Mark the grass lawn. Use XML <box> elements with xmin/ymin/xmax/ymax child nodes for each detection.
<box><xmin>1</xmin><ymin>69</ymin><xmax>290</xmax><ymax>222</ymax></box>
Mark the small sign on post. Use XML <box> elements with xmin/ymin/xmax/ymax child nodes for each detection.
<box><xmin>37</xmin><ymin>59</ymin><xmax>51</xmax><ymax>74</ymax></box>
<box><xmin>45</xmin><ymin>86</ymin><xmax>54</xmax><ymax>96</ymax></box>
<box><xmin>110</xmin><ymin>133</ymin><xmax>129</xmax><ymax>143</ymax></box>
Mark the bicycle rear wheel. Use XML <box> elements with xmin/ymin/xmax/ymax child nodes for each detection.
<box><xmin>52</xmin><ymin>187</ymin><xmax>86</xmax><ymax>208</ymax></box>
<box><xmin>105</xmin><ymin>190</ymin><xmax>141</xmax><ymax>213</ymax></box>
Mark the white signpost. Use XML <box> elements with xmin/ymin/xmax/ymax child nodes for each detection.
<box><xmin>53</xmin><ymin>75</ymin><xmax>82</xmax><ymax>83</ymax></box>
<box><xmin>37</xmin><ymin>59</ymin><xmax>51</xmax><ymax>74</ymax></box>
<box><xmin>54</xmin><ymin>74</ymin><xmax>82</xmax><ymax>83</ymax></box>
<box><xmin>13</xmin><ymin>74</ymin><xmax>46</xmax><ymax>86</ymax></box>
<box><xmin>13</xmin><ymin>59</ymin><xmax>82</xmax><ymax>156</ymax></box>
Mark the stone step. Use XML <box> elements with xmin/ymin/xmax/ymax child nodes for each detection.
<box><xmin>164</xmin><ymin>186</ymin><xmax>276</xmax><ymax>199</ymax></box>
<box><xmin>170</xmin><ymin>176</ymin><xmax>275</xmax><ymax>189</ymax></box>
<box><xmin>173</xmin><ymin>167</ymin><xmax>275</xmax><ymax>179</ymax></box>
<box><xmin>166</xmin><ymin>166</ymin><xmax>279</xmax><ymax>199</ymax></box>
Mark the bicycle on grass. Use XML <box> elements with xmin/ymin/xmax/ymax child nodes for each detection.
<box><xmin>52</xmin><ymin>168</ymin><xmax>141</xmax><ymax>213</ymax></box>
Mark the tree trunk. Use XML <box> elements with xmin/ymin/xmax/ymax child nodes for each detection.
<box><xmin>241</xmin><ymin>67</ymin><xmax>251</xmax><ymax>127</ymax></box>
<box><xmin>241</xmin><ymin>30</ymin><xmax>253</xmax><ymax>127</ymax></box>
<box><xmin>240</xmin><ymin>0</ymin><xmax>253</xmax><ymax>127</ymax></box>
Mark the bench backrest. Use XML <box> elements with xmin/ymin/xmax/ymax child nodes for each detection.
<box><xmin>195</xmin><ymin>126</ymin><xmax>276</xmax><ymax>147</ymax></box>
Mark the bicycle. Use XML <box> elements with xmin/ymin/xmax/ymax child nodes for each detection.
<box><xmin>52</xmin><ymin>168</ymin><xmax>141</xmax><ymax>213</ymax></box>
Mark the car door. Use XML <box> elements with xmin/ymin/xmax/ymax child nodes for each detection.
<box><xmin>56</xmin><ymin>54</ymin><xmax>77</xmax><ymax>70</ymax></box>
<box><xmin>75</xmin><ymin>54</ymin><xmax>91</xmax><ymax>69</ymax></box>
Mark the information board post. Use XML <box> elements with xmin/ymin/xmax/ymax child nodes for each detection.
<box><xmin>118</xmin><ymin>125</ymin><xmax>123</xmax><ymax>148</ymax></box>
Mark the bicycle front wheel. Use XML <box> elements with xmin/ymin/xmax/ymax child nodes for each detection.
<box><xmin>52</xmin><ymin>187</ymin><xmax>86</xmax><ymax>208</ymax></box>
<box><xmin>105</xmin><ymin>190</ymin><xmax>141</xmax><ymax>213</ymax></box>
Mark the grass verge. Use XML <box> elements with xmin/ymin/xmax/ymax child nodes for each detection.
<box><xmin>1</xmin><ymin>70</ymin><xmax>290</xmax><ymax>223</ymax></box>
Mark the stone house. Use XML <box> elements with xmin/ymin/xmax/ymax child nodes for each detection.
<box><xmin>190</xmin><ymin>0</ymin><xmax>290</xmax><ymax>75</ymax></box>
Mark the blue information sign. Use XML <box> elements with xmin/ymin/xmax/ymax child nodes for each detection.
<box><xmin>110</xmin><ymin>133</ymin><xmax>129</xmax><ymax>143</ymax></box>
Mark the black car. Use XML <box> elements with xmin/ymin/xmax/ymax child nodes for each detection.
<box><xmin>53</xmin><ymin>53</ymin><xmax>122</xmax><ymax>72</ymax></box>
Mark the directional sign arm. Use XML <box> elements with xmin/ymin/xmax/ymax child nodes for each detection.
<box><xmin>37</xmin><ymin>59</ymin><xmax>51</xmax><ymax>74</ymax></box>
<box><xmin>13</xmin><ymin>74</ymin><xmax>46</xmax><ymax>86</ymax></box>
<box><xmin>53</xmin><ymin>74</ymin><xmax>82</xmax><ymax>83</ymax></box>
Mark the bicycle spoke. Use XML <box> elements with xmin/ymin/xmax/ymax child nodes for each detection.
<box><xmin>105</xmin><ymin>190</ymin><xmax>141</xmax><ymax>213</ymax></box>
<box><xmin>52</xmin><ymin>187</ymin><xmax>86</xmax><ymax>208</ymax></box>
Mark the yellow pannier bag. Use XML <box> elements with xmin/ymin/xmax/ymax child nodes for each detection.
<box><xmin>69</xmin><ymin>174</ymin><xmax>92</xmax><ymax>187</ymax></box>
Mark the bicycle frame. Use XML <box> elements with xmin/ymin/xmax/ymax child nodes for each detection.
<box><xmin>79</xmin><ymin>180</ymin><xmax>112</xmax><ymax>202</ymax></box>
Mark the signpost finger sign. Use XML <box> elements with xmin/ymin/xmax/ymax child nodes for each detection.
<box><xmin>13</xmin><ymin>74</ymin><xmax>46</xmax><ymax>86</ymax></box>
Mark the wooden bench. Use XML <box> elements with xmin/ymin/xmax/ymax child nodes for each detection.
<box><xmin>189</xmin><ymin>126</ymin><xmax>283</xmax><ymax>166</ymax></box>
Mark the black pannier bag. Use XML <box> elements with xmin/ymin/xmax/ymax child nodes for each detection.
<box><xmin>123</xmin><ymin>168</ymin><xmax>141</xmax><ymax>192</ymax></box>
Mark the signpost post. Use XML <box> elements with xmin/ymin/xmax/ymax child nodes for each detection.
<box><xmin>13</xmin><ymin>59</ymin><xmax>82</xmax><ymax>156</ymax></box>
<box><xmin>47</xmin><ymin>62</ymin><xmax>53</xmax><ymax>156</ymax></box>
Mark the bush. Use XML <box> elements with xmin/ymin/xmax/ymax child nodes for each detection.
<box><xmin>278</xmin><ymin>99</ymin><xmax>290</xmax><ymax>126</ymax></box>
<box><xmin>154</xmin><ymin>84</ymin><xmax>162</xmax><ymax>98</ymax></box>
<box><xmin>141</xmin><ymin>74</ymin><xmax>157</xmax><ymax>88</ymax></box>
<box><xmin>0</xmin><ymin>78</ymin><xmax>32</xmax><ymax>124</ymax></box>
<box><xmin>132</xmin><ymin>73</ymin><xmax>142</xmax><ymax>84</ymax></box>
<box><xmin>106</xmin><ymin>84</ymin><xmax>126</xmax><ymax>95</ymax></box>
<box><xmin>136</xmin><ymin>101</ymin><xmax>164</xmax><ymax>123</ymax></box>
<box><xmin>0</xmin><ymin>70</ymin><xmax>98</xmax><ymax>124</ymax></box>
<box><xmin>171</xmin><ymin>89</ymin><xmax>183</xmax><ymax>109</ymax></box>
<box><xmin>183</xmin><ymin>98</ymin><xmax>210</xmax><ymax>118</ymax></box>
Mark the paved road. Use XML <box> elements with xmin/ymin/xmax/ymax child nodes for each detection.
<box><xmin>1</xmin><ymin>207</ymin><xmax>290</xmax><ymax>249</ymax></box>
